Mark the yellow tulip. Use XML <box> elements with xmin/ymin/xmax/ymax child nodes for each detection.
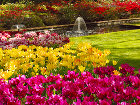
<box><xmin>0</xmin><ymin>42</ymin><xmax>114</xmax><ymax>80</ymax></box>
<box><xmin>113</xmin><ymin>60</ymin><xmax>117</xmax><ymax>65</ymax></box>
<box><xmin>73</xmin><ymin>58</ymin><xmax>81</xmax><ymax>66</ymax></box>
<box><xmin>33</xmin><ymin>64</ymin><xmax>39</xmax><ymax>73</ymax></box>
<box><xmin>106</xmin><ymin>59</ymin><xmax>109</xmax><ymax>63</ymax></box>
<box><xmin>104</xmin><ymin>49</ymin><xmax>111</xmax><ymax>55</ymax></box>
<box><xmin>78</xmin><ymin>65</ymin><xmax>85</xmax><ymax>73</ymax></box>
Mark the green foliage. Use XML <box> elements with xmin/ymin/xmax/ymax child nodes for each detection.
<box><xmin>1</xmin><ymin>0</ymin><xmax>18</xmax><ymax>4</ymax></box>
<box><xmin>0</xmin><ymin>2</ymin><xmax>32</xmax><ymax>29</ymax></box>
<box><xmin>22</xmin><ymin>14</ymin><xmax>45</xmax><ymax>28</ymax></box>
<box><xmin>38</xmin><ymin>13</ymin><xmax>60</xmax><ymax>25</ymax></box>
<box><xmin>104</xmin><ymin>7</ymin><xmax>120</xmax><ymax>20</ymax></box>
<box><xmin>58</xmin><ymin>6</ymin><xmax>78</xmax><ymax>24</ymax></box>
<box><xmin>0</xmin><ymin>23</ymin><xmax>4</xmax><ymax>29</ymax></box>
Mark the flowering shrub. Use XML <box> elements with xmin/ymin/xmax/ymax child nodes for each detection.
<box><xmin>1</xmin><ymin>0</ymin><xmax>140</xmax><ymax>28</ymax></box>
<box><xmin>0</xmin><ymin>42</ymin><xmax>111</xmax><ymax>79</ymax></box>
<box><xmin>0</xmin><ymin>64</ymin><xmax>140</xmax><ymax>104</ymax></box>
<box><xmin>0</xmin><ymin>3</ymin><xmax>32</xmax><ymax>29</ymax></box>
<box><xmin>57</xmin><ymin>0</ymin><xmax>140</xmax><ymax>23</ymax></box>
<box><xmin>35</xmin><ymin>2</ymin><xmax>59</xmax><ymax>14</ymax></box>
<box><xmin>73</xmin><ymin>1</ymin><xmax>108</xmax><ymax>21</ymax></box>
<box><xmin>109</xmin><ymin>0</ymin><xmax>140</xmax><ymax>19</ymax></box>
<box><xmin>0</xmin><ymin>31</ymin><xmax>70</xmax><ymax>49</ymax></box>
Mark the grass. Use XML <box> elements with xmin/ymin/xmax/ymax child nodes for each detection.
<box><xmin>70</xmin><ymin>29</ymin><xmax>140</xmax><ymax>70</ymax></box>
<box><xmin>124</xmin><ymin>22</ymin><xmax>140</xmax><ymax>26</ymax></box>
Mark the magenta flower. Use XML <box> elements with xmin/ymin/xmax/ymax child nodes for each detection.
<box><xmin>128</xmin><ymin>76</ymin><xmax>140</xmax><ymax>88</ymax></box>
<box><xmin>11</xmin><ymin>83</ymin><xmax>28</xmax><ymax>98</ymax></box>
<box><xmin>62</xmin><ymin>81</ymin><xmax>83</xmax><ymax>99</ymax></box>
<box><xmin>94</xmin><ymin>66</ymin><xmax>115</xmax><ymax>78</ymax></box>
<box><xmin>123</xmin><ymin>87</ymin><xmax>135</xmax><ymax>101</ymax></box>
<box><xmin>0</xmin><ymin>64</ymin><xmax>139</xmax><ymax>104</ymax></box>
<box><xmin>99</xmin><ymin>99</ymin><xmax>111</xmax><ymax>105</ymax></box>
<box><xmin>46</xmin><ymin>84</ymin><xmax>55</xmax><ymax>97</ymax></box>
<box><xmin>0</xmin><ymin>79</ymin><xmax>21</xmax><ymax>105</ymax></box>
<box><xmin>46</xmin><ymin>74</ymin><xmax>62</xmax><ymax>83</ymax></box>
<box><xmin>47</xmin><ymin>95</ymin><xmax>68</xmax><ymax>105</ymax></box>
<box><xmin>29</xmin><ymin>84</ymin><xmax>45</xmax><ymax>95</ymax></box>
<box><xmin>64</xmin><ymin>70</ymin><xmax>79</xmax><ymax>81</ymax></box>
<box><xmin>120</xmin><ymin>64</ymin><xmax>135</xmax><ymax>76</ymax></box>
<box><xmin>117</xmin><ymin>102</ymin><xmax>130</xmax><ymax>105</ymax></box>
<box><xmin>25</xmin><ymin>95</ymin><xmax>46</xmax><ymax>105</ymax></box>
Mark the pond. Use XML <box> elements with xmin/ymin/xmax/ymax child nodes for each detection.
<box><xmin>3</xmin><ymin>23</ymin><xmax>140</xmax><ymax>37</ymax></box>
<box><xmin>46</xmin><ymin>24</ymin><xmax>140</xmax><ymax>37</ymax></box>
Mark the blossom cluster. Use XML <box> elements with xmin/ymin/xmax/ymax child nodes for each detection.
<box><xmin>36</xmin><ymin>0</ymin><xmax>140</xmax><ymax>17</ymax></box>
<box><xmin>0</xmin><ymin>64</ymin><xmax>140</xmax><ymax>104</ymax></box>
<box><xmin>73</xmin><ymin>0</ymin><xmax>140</xmax><ymax>18</ymax></box>
<box><xmin>1</xmin><ymin>0</ymin><xmax>140</xmax><ymax>29</ymax></box>
<box><xmin>0</xmin><ymin>31</ymin><xmax>70</xmax><ymax>49</ymax></box>
<box><xmin>35</xmin><ymin>2</ymin><xmax>59</xmax><ymax>14</ymax></box>
<box><xmin>0</xmin><ymin>4</ymin><xmax>31</xmax><ymax>28</ymax></box>
<box><xmin>0</xmin><ymin>42</ymin><xmax>111</xmax><ymax>80</ymax></box>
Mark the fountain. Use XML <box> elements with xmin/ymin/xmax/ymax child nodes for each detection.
<box><xmin>22</xmin><ymin>17</ymin><xmax>92</xmax><ymax>37</ymax></box>
<box><xmin>11</xmin><ymin>24</ymin><xmax>26</xmax><ymax>31</ymax></box>
<box><xmin>65</xmin><ymin>17</ymin><xmax>93</xmax><ymax>37</ymax></box>
<box><xmin>73</xmin><ymin>17</ymin><xmax>87</xmax><ymax>34</ymax></box>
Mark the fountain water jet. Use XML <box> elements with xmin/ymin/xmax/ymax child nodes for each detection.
<box><xmin>65</xmin><ymin>16</ymin><xmax>94</xmax><ymax>37</ymax></box>
<box><xmin>73</xmin><ymin>17</ymin><xmax>87</xmax><ymax>34</ymax></box>
<box><xmin>11</xmin><ymin>24</ymin><xmax>26</xmax><ymax>31</ymax></box>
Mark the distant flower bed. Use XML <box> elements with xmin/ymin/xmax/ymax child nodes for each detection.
<box><xmin>1</xmin><ymin>0</ymin><xmax>140</xmax><ymax>28</ymax></box>
<box><xmin>0</xmin><ymin>64</ymin><xmax>140</xmax><ymax>104</ymax></box>
<box><xmin>0</xmin><ymin>31</ymin><xmax>70</xmax><ymax>49</ymax></box>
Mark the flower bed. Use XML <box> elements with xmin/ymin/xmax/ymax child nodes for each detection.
<box><xmin>0</xmin><ymin>31</ymin><xmax>70</xmax><ymax>49</ymax></box>
<box><xmin>0</xmin><ymin>28</ymin><xmax>139</xmax><ymax>104</ymax></box>
<box><xmin>0</xmin><ymin>64</ymin><xmax>140</xmax><ymax>104</ymax></box>
<box><xmin>0</xmin><ymin>31</ymin><xmax>139</xmax><ymax>104</ymax></box>
<box><xmin>0</xmin><ymin>42</ymin><xmax>111</xmax><ymax>80</ymax></box>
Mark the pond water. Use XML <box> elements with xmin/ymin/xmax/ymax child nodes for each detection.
<box><xmin>46</xmin><ymin>24</ymin><xmax>140</xmax><ymax>37</ymax></box>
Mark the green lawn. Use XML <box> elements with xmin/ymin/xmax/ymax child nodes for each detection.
<box><xmin>124</xmin><ymin>22</ymin><xmax>140</xmax><ymax>26</ymax></box>
<box><xmin>70</xmin><ymin>29</ymin><xmax>140</xmax><ymax>70</ymax></box>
